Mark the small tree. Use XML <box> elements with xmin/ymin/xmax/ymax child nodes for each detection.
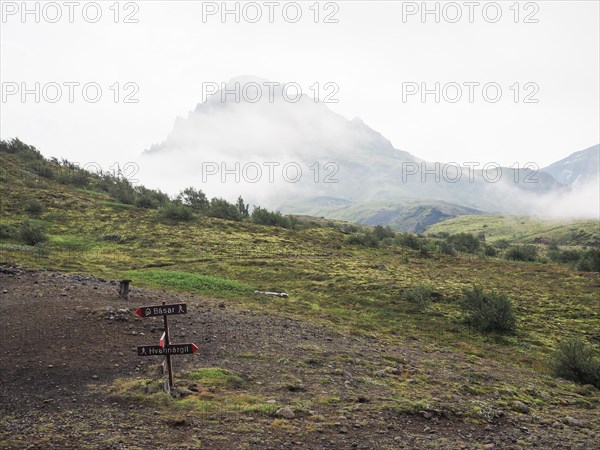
<box><xmin>236</xmin><ymin>196</ymin><xmax>249</xmax><ymax>219</ymax></box>
<box><xmin>460</xmin><ymin>286</ymin><xmax>516</xmax><ymax>334</ymax></box>
<box><xmin>177</xmin><ymin>187</ymin><xmax>209</xmax><ymax>212</ymax></box>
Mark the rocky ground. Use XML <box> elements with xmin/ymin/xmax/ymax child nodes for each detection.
<box><xmin>0</xmin><ymin>265</ymin><xmax>598</xmax><ymax>449</ymax></box>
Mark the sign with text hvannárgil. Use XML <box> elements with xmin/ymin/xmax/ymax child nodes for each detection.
<box><xmin>137</xmin><ymin>343</ymin><xmax>198</xmax><ymax>356</ymax></box>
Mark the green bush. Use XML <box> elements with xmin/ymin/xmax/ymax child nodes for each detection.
<box><xmin>460</xmin><ymin>286</ymin><xmax>516</xmax><ymax>334</ymax></box>
<box><xmin>418</xmin><ymin>242</ymin><xmax>432</xmax><ymax>258</ymax></box>
<box><xmin>0</xmin><ymin>223</ymin><xmax>17</xmax><ymax>239</ymax></box>
<box><xmin>548</xmin><ymin>248</ymin><xmax>581</xmax><ymax>264</ymax></box>
<box><xmin>401</xmin><ymin>284</ymin><xmax>436</xmax><ymax>312</ymax></box>
<box><xmin>159</xmin><ymin>204</ymin><xmax>194</xmax><ymax>222</ymax></box>
<box><xmin>551</xmin><ymin>338</ymin><xmax>600</xmax><ymax>388</ymax></box>
<box><xmin>395</xmin><ymin>233</ymin><xmax>422</xmax><ymax>250</ymax></box>
<box><xmin>24</xmin><ymin>199</ymin><xmax>44</xmax><ymax>214</ymax></box>
<box><xmin>177</xmin><ymin>187</ymin><xmax>210</xmax><ymax>212</ymax></box>
<box><xmin>28</xmin><ymin>161</ymin><xmax>54</xmax><ymax>179</ymax></box>
<box><xmin>438</xmin><ymin>240</ymin><xmax>457</xmax><ymax>256</ymax></box>
<box><xmin>346</xmin><ymin>231</ymin><xmax>380</xmax><ymax>248</ymax></box>
<box><xmin>448</xmin><ymin>233</ymin><xmax>481</xmax><ymax>253</ymax></box>
<box><xmin>494</xmin><ymin>239</ymin><xmax>511</xmax><ymax>250</ymax></box>
<box><xmin>576</xmin><ymin>249</ymin><xmax>600</xmax><ymax>272</ymax></box>
<box><xmin>373</xmin><ymin>225</ymin><xmax>395</xmax><ymax>241</ymax></box>
<box><xmin>56</xmin><ymin>167</ymin><xmax>89</xmax><ymax>187</ymax></box>
<box><xmin>483</xmin><ymin>245</ymin><xmax>497</xmax><ymax>257</ymax></box>
<box><xmin>208</xmin><ymin>198</ymin><xmax>242</xmax><ymax>221</ymax></box>
<box><xmin>134</xmin><ymin>186</ymin><xmax>169</xmax><ymax>209</ymax></box>
<box><xmin>18</xmin><ymin>221</ymin><xmax>48</xmax><ymax>246</ymax></box>
<box><xmin>505</xmin><ymin>245</ymin><xmax>538</xmax><ymax>262</ymax></box>
<box><xmin>251</xmin><ymin>207</ymin><xmax>295</xmax><ymax>228</ymax></box>
<box><xmin>1</xmin><ymin>138</ymin><xmax>44</xmax><ymax>161</ymax></box>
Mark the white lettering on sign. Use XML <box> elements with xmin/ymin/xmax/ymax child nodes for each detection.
<box><xmin>153</xmin><ymin>306</ymin><xmax>176</xmax><ymax>315</ymax></box>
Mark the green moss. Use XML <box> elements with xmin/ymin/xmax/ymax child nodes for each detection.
<box><xmin>129</xmin><ymin>270</ymin><xmax>254</xmax><ymax>299</ymax></box>
<box><xmin>184</xmin><ymin>368</ymin><xmax>246</xmax><ymax>388</ymax></box>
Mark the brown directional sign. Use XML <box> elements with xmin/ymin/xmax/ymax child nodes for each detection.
<box><xmin>137</xmin><ymin>343</ymin><xmax>198</xmax><ymax>356</ymax></box>
<box><xmin>135</xmin><ymin>303</ymin><xmax>187</xmax><ymax>318</ymax></box>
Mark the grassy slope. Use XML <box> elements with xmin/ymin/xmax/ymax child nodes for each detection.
<box><xmin>427</xmin><ymin>214</ymin><xmax>600</xmax><ymax>246</ymax></box>
<box><xmin>1</xmin><ymin>151</ymin><xmax>599</xmax><ymax>423</ymax></box>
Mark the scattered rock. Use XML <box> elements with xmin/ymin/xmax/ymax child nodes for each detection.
<box><xmin>574</xmin><ymin>384</ymin><xmax>597</xmax><ymax>396</ymax></box>
<box><xmin>175</xmin><ymin>387</ymin><xmax>193</xmax><ymax>398</ymax></box>
<box><xmin>374</xmin><ymin>370</ymin><xmax>387</xmax><ymax>378</ymax></box>
<box><xmin>564</xmin><ymin>417</ymin><xmax>584</xmax><ymax>428</ymax></box>
<box><xmin>275</xmin><ymin>406</ymin><xmax>295</xmax><ymax>419</ymax></box>
<box><xmin>422</xmin><ymin>411</ymin><xmax>433</xmax><ymax>420</ymax></box>
<box><xmin>512</xmin><ymin>401</ymin><xmax>530</xmax><ymax>414</ymax></box>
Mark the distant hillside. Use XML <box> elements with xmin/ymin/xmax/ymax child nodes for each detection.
<box><xmin>426</xmin><ymin>215</ymin><xmax>600</xmax><ymax>247</ymax></box>
<box><xmin>542</xmin><ymin>144</ymin><xmax>599</xmax><ymax>189</ymax></box>
<box><xmin>279</xmin><ymin>198</ymin><xmax>483</xmax><ymax>232</ymax></box>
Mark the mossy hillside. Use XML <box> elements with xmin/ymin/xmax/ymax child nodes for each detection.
<box><xmin>427</xmin><ymin>214</ymin><xmax>600</xmax><ymax>246</ymax></box>
<box><xmin>1</xmin><ymin>150</ymin><xmax>599</xmax><ymax>391</ymax></box>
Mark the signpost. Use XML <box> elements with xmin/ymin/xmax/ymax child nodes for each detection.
<box><xmin>136</xmin><ymin>301</ymin><xmax>197</xmax><ymax>393</ymax></box>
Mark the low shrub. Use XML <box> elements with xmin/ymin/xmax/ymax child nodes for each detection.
<box><xmin>159</xmin><ymin>204</ymin><xmax>194</xmax><ymax>222</ymax></box>
<box><xmin>373</xmin><ymin>225</ymin><xmax>395</xmax><ymax>241</ymax></box>
<box><xmin>395</xmin><ymin>233</ymin><xmax>422</xmax><ymax>250</ymax></box>
<box><xmin>438</xmin><ymin>240</ymin><xmax>457</xmax><ymax>256</ymax></box>
<box><xmin>18</xmin><ymin>221</ymin><xmax>48</xmax><ymax>246</ymax></box>
<box><xmin>401</xmin><ymin>284</ymin><xmax>436</xmax><ymax>312</ymax></box>
<box><xmin>448</xmin><ymin>233</ymin><xmax>481</xmax><ymax>253</ymax></box>
<box><xmin>24</xmin><ymin>199</ymin><xmax>44</xmax><ymax>214</ymax></box>
<box><xmin>346</xmin><ymin>231</ymin><xmax>380</xmax><ymax>248</ymax></box>
<box><xmin>577</xmin><ymin>249</ymin><xmax>600</xmax><ymax>272</ymax></box>
<box><xmin>551</xmin><ymin>338</ymin><xmax>600</xmax><ymax>388</ymax></box>
<box><xmin>548</xmin><ymin>248</ymin><xmax>581</xmax><ymax>264</ymax></box>
<box><xmin>505</xmin><ymin>245</ymin><xmax>538</xmax><ymax>262</ymax></box>
<box><xmin>483</xmin><ymin>245</ymin><xmax>497</xmax><ymax>257</ymax></box>
<box><xmin>251</xmin><ymin>207</ymin><xmax>296</xmax><ymax>228</ymax></box>
<box><xmin>208</xmin><ymin>198</ymin><xmax>242</xmax><ymax>221</ymax></box>
<box><xmin>0</xmin><ymin>223</ymin><xmax>17</xmax><ymax>239</ymax></box>
<box><xmin>460</xmin><ymin>286</ymin><xmax>516</xmax><ymax>334</ymax></box>
<box><xmin>494</xmin><ymin>239</ymin><xmax>511</xmax><ymax>250</ymax></box>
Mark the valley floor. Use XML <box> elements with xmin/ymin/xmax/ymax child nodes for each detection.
<box><xmin>0</xmin><ymin>265</ymin><xmax>598</xmax><ymax>449</ymax></box>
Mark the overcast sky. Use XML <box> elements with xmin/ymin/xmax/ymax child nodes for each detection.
<box><xmin>1</xmin><ymin>0</ymin><xmax>599</xmax><ymax>182</ymax></box>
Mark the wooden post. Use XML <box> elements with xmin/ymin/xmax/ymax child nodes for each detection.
<box><xmin>118</xmin><ymin>279</ymin><xmax>132</xmax><ymax>301</ymax></box>
<box><xmin>162</xmin><ymin>301</ymin><xmax>174</xmax><ymax>392</ymax></box>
